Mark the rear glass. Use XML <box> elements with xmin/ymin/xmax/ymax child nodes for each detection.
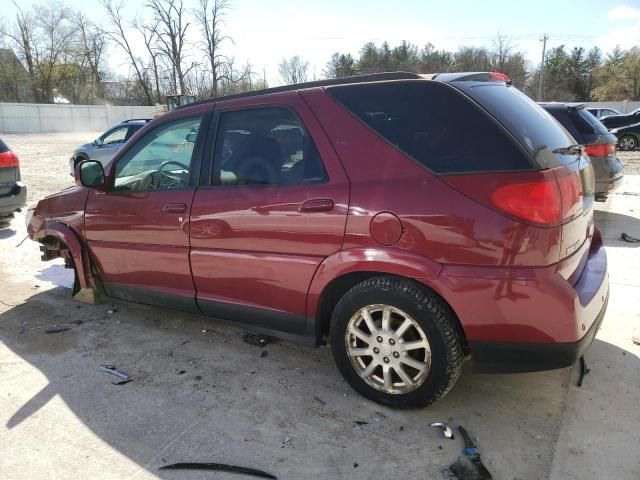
<box><xmin>0</xmin><ymin>138</ymin><xmax>8</xmax><ymax>153</ymax></box>
<box><xmin>327</xmin><ymin>81</ymin><xmax>533</xmax><ymax>173</ymax></box>
<box><xmin>571</xmin><ymin>109</ymin><xmax>609</xmax><ymax>135</ymax></box>
<box><xmin>463</xmin><ymin>84</ymin><xmax>576</xmax><ymax>164</ymax></box>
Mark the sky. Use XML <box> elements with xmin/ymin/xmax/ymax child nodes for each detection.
<box><xmin>3</xmin><ymin>0</ymin><xmax>640</xmax><ymax>86</ymax></box>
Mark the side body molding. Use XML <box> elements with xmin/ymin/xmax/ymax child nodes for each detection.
<box><xmin>306</xmin><ymin>247</ymin><xmax>443</xmax><ymax>318</ymax></box>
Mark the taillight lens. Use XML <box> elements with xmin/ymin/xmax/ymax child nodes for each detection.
<box><xmin>489</xmin><ymin>72</ymin><xmax>512</xmax><ymax>82</ymax></box>
<box><xmin>0</xmin><ymin>151</ymin><xmax>19</xmax><ymax>168</ymax></box>
<box><xmin>491</xmin><ymin>180</ymin><xmax>561</xmax><ymax>225</ymax></box>
<box><xmin>555</xmin><ymin>168</ymin><xmax>584</xmax><ymax>220</ymax></box>
<box><xmin>584</xmin><ymin>144</ymin><xmax>615</xmax><ymax>157</ymax></box>
<box><xmin>441</xmin><ymin>167</ymin><xmax>583</xmax><ymax>227</ymax></box>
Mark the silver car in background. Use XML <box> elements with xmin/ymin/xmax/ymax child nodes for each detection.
<box><xmin>69</xmin><ymin>119</ymin><xmax>151</xmax><ymax>175</ymax></box>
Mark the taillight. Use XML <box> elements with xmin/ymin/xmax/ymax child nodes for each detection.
<box><xmin>555</xmin><ymin>168</ymin><xmax>584</xmax><ymax>220</ymax></box>
<box><xmin>584</xmin><ymin>144</ymin><xmax>615</xmax><ymax>157</ymax></box>
<box><xmin>0</xmin><ymin>151</ymin><xmax>19</xmax><ymax>168</ymax></box>
<box><xmin>441</xmin><ymin>167</ymin><xmax>583</xmax><ymax>227</ymax></box>
<box><xmin>489</xmin><ymin>72</ymin><xmax>511</xmax><ymax>82</ymax></box>
<box><xmin>491</xmin><ymin>180</ymin><xmax>561</xmax><ymax>225</ymax></box>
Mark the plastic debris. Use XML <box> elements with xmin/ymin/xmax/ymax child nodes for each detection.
<box><xmin>621</xmin><ymin>232</ymin><xmax>640</xmax><ymax>243</ymax></box>
<box><xmin>159</xmin><ymin>463</ymin><xmax>277</xmax><ymax>479</ymax></box>
<box><xmin>99</xmin><ymin>365</ymin><xmax>133</xmax><ymax>385</ymax></box>
<box><xmin>430</xmin><ymin>422</ymin><xmax>455</xmax><ymax>440</ymax></box>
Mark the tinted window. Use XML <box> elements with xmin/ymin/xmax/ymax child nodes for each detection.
<box><xmin>463</xmin><ymin>84</ymin><xmax>577</xmax><ymax>165</ymax></box>
<box><xmin>0</xmin><ymin>138</ymin><xmax>8</xmax><ymax>153</ymax></box>
<box><xmin>571</xmin><ymin>109</ymin><xmax>609</xmax><ymax>136</ymax></box>
<box><xmin>126</xmin><ymin>124</ymin><xmax>144</xmax><ymax>138</ymax></box>
<box><xmin>114</xmin><ymin>115</ymin><xmax>203</xmax><ymax>191</ymax></box>
<box><xmin>212</xmin><ymin>107</ymin><xmax>327</xmax><ymax>185</ymax></box>
<box><xmin>328</xmin><ymin>82</ymin><xmax>533</xmax><ymax>173</ymax></box>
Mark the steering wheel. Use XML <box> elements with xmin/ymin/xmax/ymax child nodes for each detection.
<box><xmin>150</xmin><ymin>160</ymin><xmax>189</xmax><ymax>188</ymax></box>
<box><xmin>159</xmin><ymin>160</ymin><xmax>189</xmax><ymax>172</ymax></box>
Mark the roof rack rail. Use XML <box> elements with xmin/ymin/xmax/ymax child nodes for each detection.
<box><xmin>121</xmin><ymin>118</ymin><xmax>152</xmax><ymax>123</ymax></box>
<box><xmin>178</xmin><ymin>71</ymin><xmax>423</xmax><ymax>109</ymax></box>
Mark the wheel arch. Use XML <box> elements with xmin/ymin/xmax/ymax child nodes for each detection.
<box><xmin>307</xmin><ymin>248</ymin><xmax>467</xmax><ymax>345</ymax></box>
<box><xmin>33</xmin><ymin>221</ymin><xmax>93</xmax><ymax>291</ymax></box>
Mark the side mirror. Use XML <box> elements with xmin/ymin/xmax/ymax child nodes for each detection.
<box><xmin>75</xmin><ymin>160</ymin><xmax>105</xmax><ymax>189</ymax></box>
<box><xmin>185</xmin><ymin>131</ymin><xmax>197</xmax><ymax>143</ymax></box>
<box><xmin>94</xmin><ymin>138</ymin><xmax>103</xmax><ymax>147</ymax></box>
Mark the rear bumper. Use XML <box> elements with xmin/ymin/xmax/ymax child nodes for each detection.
<box><xmin>0</xmin><ymin>181</ymin><xmax>26</xmax><ymax>215</ymax></box>
<box><xmin>433</xmin><ymin>228</ymin><xmax>609</xmax><ymax>373</ymax></box>
<box><xmin>470</xmin><ymin>294</ymin><xmax>608</xmax><ymax>373</ymax></box>
<box><xmin>593</xmin><ymin>154</ymin><xmax>624</xmax><ymax>196</ymax></box>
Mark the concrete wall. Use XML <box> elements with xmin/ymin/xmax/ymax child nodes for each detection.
<box><xmin>583</xmin><ymin>101</ymin><xmax>640</xmax><ymax>114</ymax></box>
<box><xmin>0</xmin><ymin>103</ymin><xmax>156</xmax><ymax>134</ymax></box>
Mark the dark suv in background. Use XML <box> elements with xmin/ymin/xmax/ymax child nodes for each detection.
<box><xmin>28</xmin><ymin>72</ymin><xmax>608</xmax><ymax>408</ymax></box>
<box><xmin>0</xmin><ymin>137</ymin><xmax>26</xmax><ymax>224</ymax></box>
<box><xmin>541</xmin><ymin>102</ymin><xmax>623</xmax><ymax>200</ymax></box>
<box><xmin>600</xmin><ymin>108</ymin><xmax>640</xmax><ymax>129</ymax></box>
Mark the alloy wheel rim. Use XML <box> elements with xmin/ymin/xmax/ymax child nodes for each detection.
<box><xmin>620</xmin><ymin>137</ymin><xmax>635</xmax><ymax>150</ymax></box>
<box><xmin>345</xmin><ymin>304</ymin><xmax>431</xmax><ymax>394</ymax></box>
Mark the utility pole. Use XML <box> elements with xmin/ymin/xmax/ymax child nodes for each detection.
<box><xmin>539</xmin><ymin>34</ymin><xmax>549</xmax><ymax>101</ymax></box>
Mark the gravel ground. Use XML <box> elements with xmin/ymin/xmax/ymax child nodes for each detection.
<box><xmin>0</xmin><ymin>133</ymin><xmax>638</xmax><ymax>480</ymax></box>
<box><xmin>617</xmin><ymin>150</ymin><xmax>640</xmax><ymax>175</ymax></box>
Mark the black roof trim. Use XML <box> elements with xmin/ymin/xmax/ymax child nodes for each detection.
<box><xmin>121</xmin><ymin>118</ymin><xmax>152</xmax><ymax>123</ymax></box>
<box><xmin>177</xmin><ymin>72</ymin><xmax>423</xmax><ymax>109</ymax></box>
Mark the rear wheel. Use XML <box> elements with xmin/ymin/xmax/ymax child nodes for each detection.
<box><xmin>329</xmin><ymin>276</ymin><xmax>464</xmax><ymax>408</ymax></box>
<box><xmin>618</xmin><ymin>135</ymin><xmax>637</xmax><ymax>151</ymax></box>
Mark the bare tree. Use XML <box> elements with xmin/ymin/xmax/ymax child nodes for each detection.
<box><xmin>72</xmin><ymin>11</ymin><xmax>106</xmax><ymax>100</ymax></box>
<box><xmin>34</xmin><ymin>2</ymin><xmax>78</xmax><ymax>102</ymax></box>
<box><xmin>193</xmin><ymin>0</ymin><xmax>231</xmax><ymax>97</ymax></box>
<box><xmin>146</xmin><ymin>0</ymin><xmax>191</xmax><ymax>94</ymax></box>
<box><xmin>134</xmin><ymin>18</ymin><xmax>163</xmax><ymax>103</ymax></box>
<box><xmin>4</xmin><ymin>2</ymin><xmax>38</xmax><ymax>100</ymax></box>
<box><xmin>492</xmin><ymin>33</ymin><xmax>513</xmax><ymax>72</ymax></box>
<box><xmin>279</xmin><ymin>55</ymin><xmax>308</xmax><ymax>85</ymax></box>
<box><xmin>100</xmin><ymin>0</ymin><xmax>154</xmax><ymax>105</ymax></box>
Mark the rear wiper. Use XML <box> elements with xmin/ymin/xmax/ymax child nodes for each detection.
<box><xmin>552</xmin><ymin>144</ymin><xmax>583</xmax><ymax>156</ymax></box>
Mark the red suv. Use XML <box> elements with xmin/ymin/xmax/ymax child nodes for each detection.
<box><xmin>27</xmin><ymin>72</ymin><xmax>609</xmax><ymax>408</ymax></box>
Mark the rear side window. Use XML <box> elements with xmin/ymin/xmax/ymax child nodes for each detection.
<box><xmin>327</xmin><ymin>82</ymin><xmax>533</xmax><ymax>173</ymax></box>
<box><xmin>0</xmin><ymin>138</ymin><xmax>8</xmax><ymax>153</ymax></box>
<box><xmin>461</xmin><ymin>84</ymin><xmax>576</xmax><ymax>165</ymax></box>
<box><xmin>212</xmin><ymin>107</ymin><xmax>327</xmax><ymax>186</ymax></box>
<box><xmin>571</xmin><ymin>109</ymin><xmax>609</xmax><ymax>136</ymax></box>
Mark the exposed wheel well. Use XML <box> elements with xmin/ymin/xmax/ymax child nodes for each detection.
<box><xmin>39</xmin><ymin>235</ymin><xmax>79</xmax><ymax>294</ymax></box>
<box><xmin>317</xmin><ymin>271</ymin><xmax>468</xmax><ymax>348</ymax></box>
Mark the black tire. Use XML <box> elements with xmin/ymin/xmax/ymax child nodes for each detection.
<box><xmin>329</xmin><ymin>276</ymin><xmax>464</xmax><ymax>408</ymax></box>
<box><xmin>618</xmin><ymin>135</ymin><xmax>637</xmax><ymax>151</ymax></box>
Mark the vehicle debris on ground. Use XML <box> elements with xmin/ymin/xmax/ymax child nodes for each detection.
<box><xmin>159</xmin><ymin>462</ymin><xmax>277</xmax><ymax>479</ymax></box>
<box><xmin>99</xmin><ymin>365</ymin><xmax>133</xmax><ymax>385</ymax></box>
<box><xmin>430</xmin><ymin>422</ymin><xmax>455</xmax><ymax>439</ymax></box>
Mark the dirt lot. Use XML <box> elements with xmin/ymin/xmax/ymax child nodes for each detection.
<box><xmin>0</xmin><ymin>133</ymin><xmax>639</xmax><ymax>479</ymax></box>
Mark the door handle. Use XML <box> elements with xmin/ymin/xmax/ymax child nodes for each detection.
<box><xmin>299</xmin><ymin>198</ymin><xmax>334</xmax><ymax>213</ymax></box>
<box><xmin>163</xmin><ymin>203</ymin><xmax>187</xmax><ymax>213</ymax></box>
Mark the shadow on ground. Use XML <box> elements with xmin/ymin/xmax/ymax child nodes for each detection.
<box><xmin>0</xmin><ymin>286</ymin><xmax>633</xmax><ymax>479</ymax></box>
<box><xmin>0</xmin><ymin>226</ymin><xmax>16</xmax><ymax>239</ymax></box>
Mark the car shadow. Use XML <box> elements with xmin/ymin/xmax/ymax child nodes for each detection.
<box><xmin>0</xmin><ymin>227</ymin><xmax>16</xmax><ymax>239</ymax></box>
<box><xmin>0</xmin><ymin>286</ymin><xmax>637</xmax><ymax>479</ymax></box>
<box><xmin>594</xmin><ymin>210</ymin><xmax>640</xmax><ymax>247</ymax></box>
